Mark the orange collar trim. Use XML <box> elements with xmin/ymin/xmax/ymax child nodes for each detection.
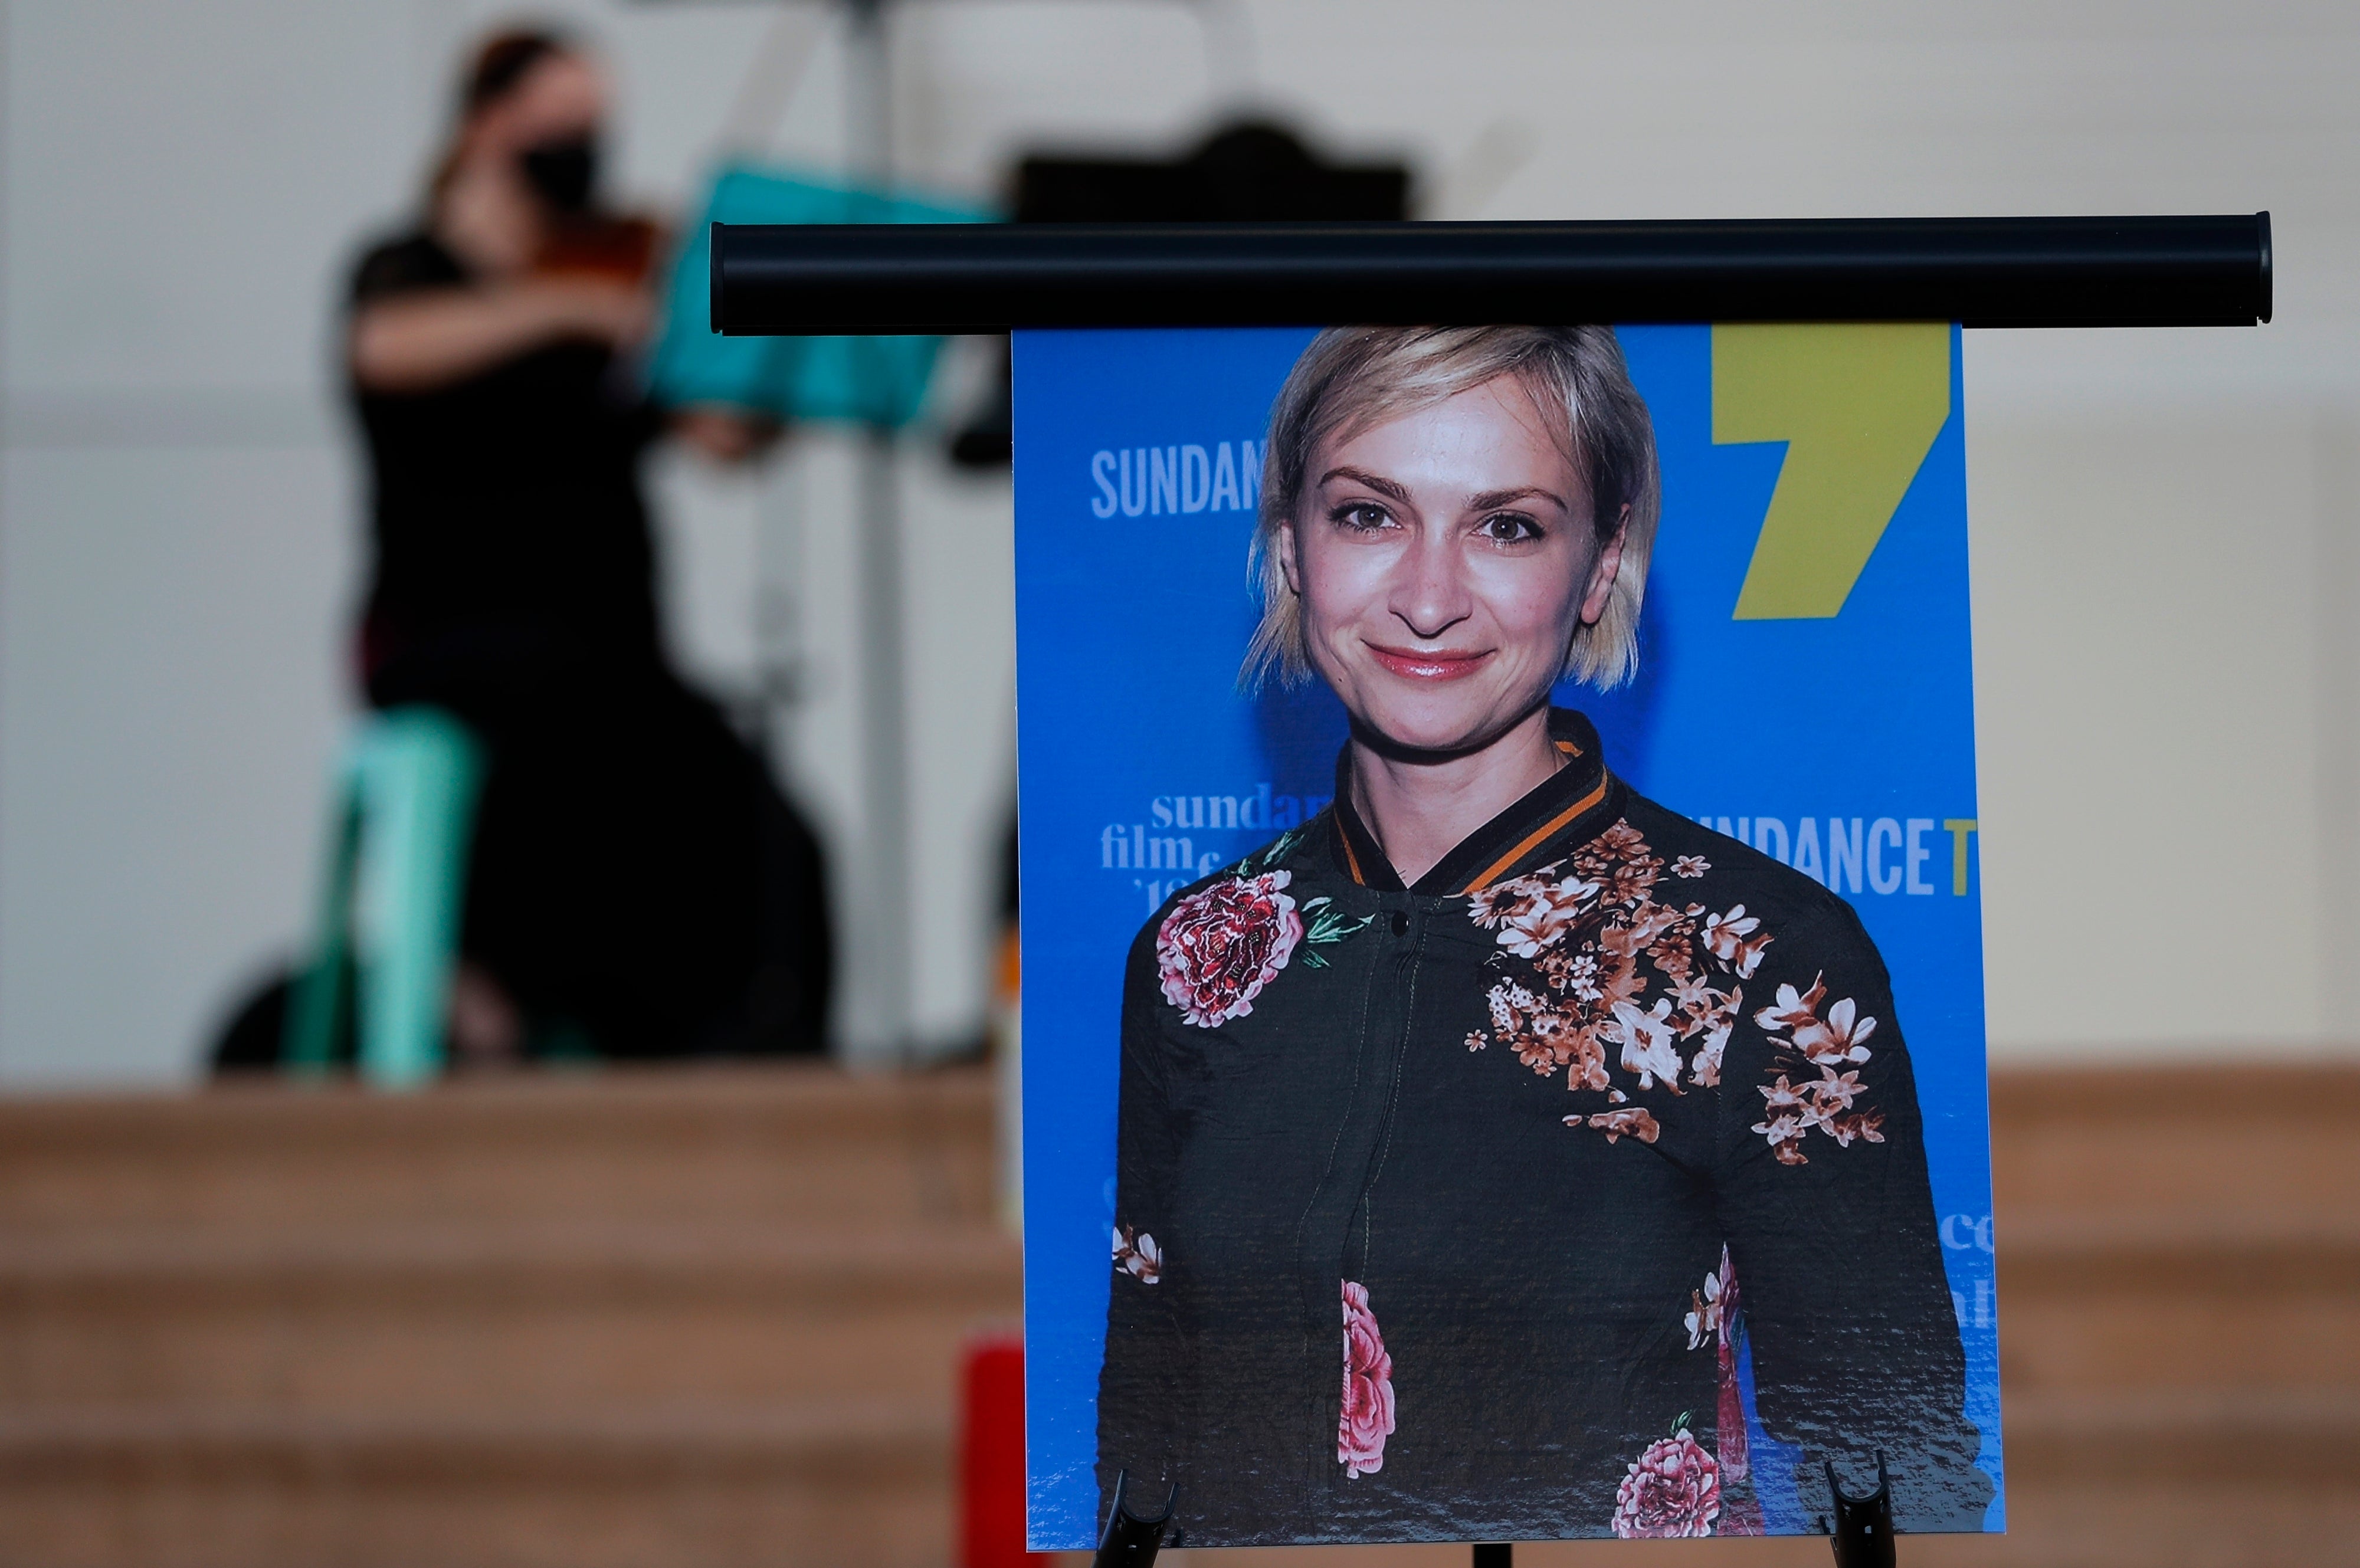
<box><xmin>1339</xmin><ymin>820</ymin><xmax>1368</xmax><ymax>886</ymax></box>
<box><xmin>1457</xmin><ymin>773</ymin><xmax>1612</xmax><ymax>897</ymax></box>
<box><xmin>1338</xmin><ymin>734</ymin><xmax>1594</xmax><ymax>894</ymax></box>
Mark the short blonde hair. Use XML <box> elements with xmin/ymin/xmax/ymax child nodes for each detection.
<box><xmin>1242</xmin><ymin>326</ymin><xmax>1661</xmax><ymax>693</ymax></box>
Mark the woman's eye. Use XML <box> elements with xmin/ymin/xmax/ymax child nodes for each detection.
<box><xmin>1332</xmin><ymin>504</ymin><xmax>1394</xmax><ymax>532</ymax></box>
<box><xmin>1481</xmin><ymin>513</ymin><xmax>1543</xmax><ymax>542</ymax></box>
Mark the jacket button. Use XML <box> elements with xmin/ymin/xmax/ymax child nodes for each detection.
<box><xmin>1389</xmin><ymin>911</ymin><xmax>1410</xmax><ymax>936</ymax></box>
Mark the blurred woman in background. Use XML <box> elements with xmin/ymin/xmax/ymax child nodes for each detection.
<box><xmin>344</xmin><ymin>28</ymin><xmax>830</xmax><ymax>1062</ymax></box>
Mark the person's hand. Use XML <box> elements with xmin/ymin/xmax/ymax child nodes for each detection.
<box><xmin>535</xmin><ymin>275</ymin><xmax>651</xmax><ymax>349</ymax></box>
<box><xmin>673</xmin><ymin>405</ymin><xmax>782</xmax><ymax>464</ymax></box>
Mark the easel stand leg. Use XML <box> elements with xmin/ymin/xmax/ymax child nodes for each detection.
<box><xmin>1823</xmin><ymin>1454</ymin><xmax>1897</xmax><ymax>1568</ymax></box>
<box><xmin>1095</xmin><ymin>1472</ymin><xmax>1175</xmax><ymax>1568</ymax></box>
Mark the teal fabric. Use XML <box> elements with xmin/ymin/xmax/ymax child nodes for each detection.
<box><xmin>284</xmin><ymin>706</ymin><xmax>484</xmax><ymax>1088</ymax></box>
<box><xmin>647</xmin><ymin>163</ymin><xmax>993</xmax><ymax>429</ymax></box>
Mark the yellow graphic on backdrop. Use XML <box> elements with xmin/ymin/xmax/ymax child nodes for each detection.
<box><xmin>1943</xmin><ymin>818</ymin><xmax>1979</xmax><ymax>896</ymax></box>
<box><xmin>1713</xmin><ymin>323</ymin><xmax>1951</xmax><ymax>619</ymax></box>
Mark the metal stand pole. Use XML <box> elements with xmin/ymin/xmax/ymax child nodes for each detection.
<box><xmin>853</xmin><ymin>421</ymin><xmax>909</xmax><ymax>1058</ymax></box>
<box><xmin>843</xmin><ymin>0</ymin><xmax>913</xmax><ymax>1060</ymax></box>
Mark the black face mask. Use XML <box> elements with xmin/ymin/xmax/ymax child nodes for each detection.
<box><xmin>519</xmin><ymin>136</ymin><xmax>598</xmax><ymax>214</ymax></box>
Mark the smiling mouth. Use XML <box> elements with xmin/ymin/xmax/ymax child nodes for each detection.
<box><xmin>1366</xmin><ymin>644</ymin><xmax>1493</xmax><ymax>681</ymax></box>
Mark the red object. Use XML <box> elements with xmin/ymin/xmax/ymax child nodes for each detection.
<box><xmin>960</xmin><ymin>1332</ymin><xmax>1051</xmax><ymax>1568</ymax></box>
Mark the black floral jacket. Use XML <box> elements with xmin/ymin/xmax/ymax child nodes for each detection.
<box><xmin>1097</xmin><ymin>710</ymin><xmax>1990</xmax><ymax>1544</ymax></box>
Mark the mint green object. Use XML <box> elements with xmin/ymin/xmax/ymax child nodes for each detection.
<box><xmin>283</xmin><ymin>707</ymin><xmax>484</xmax><ymax>1088</ymax></box>
<box><xmin>647</xmin><ymin>162</ymin><xmax>993</xmax><ymax>428</ymax></box>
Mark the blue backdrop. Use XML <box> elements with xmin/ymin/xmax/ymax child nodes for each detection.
<box><xmin>1014</xmin><ymin>324</ymin><xmax>2001</xmax><ymax>1547</ymax></box>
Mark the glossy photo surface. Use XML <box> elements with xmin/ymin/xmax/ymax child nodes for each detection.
<box><xmin>1014</xmin><ymin>324</ymin><xmax>2000</xmax><ymax>1547</ymax></box>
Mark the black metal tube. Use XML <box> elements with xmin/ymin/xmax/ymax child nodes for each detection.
<box><xmin>1092</xmin><ymin>1471</ymin><xmax>1174</xmax><ymax>1568</ymax></box>
<box><xmin>712</xmin><ymin>213</ymin><xmax>2269</xmax><ymax>334</ymax></box>
<box><xmin>1824</xmin><ymin>1455</ymin><xmax>1899</xmax><ymax>1568</ymax></box>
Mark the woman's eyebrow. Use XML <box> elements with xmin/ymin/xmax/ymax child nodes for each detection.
<box><xmin>1467</xmin><ymin>486</ymin><xmax>1567</xmax><ymax>513</ymax></box>
<box><xmin>1319</xmin><ymin>466</ymin><xmax>1414</xmax><ymax>506</ymax></box>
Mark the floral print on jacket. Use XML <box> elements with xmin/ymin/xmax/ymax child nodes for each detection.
<box><xmin>1613</xmin><ymin>1424</ymin><xmax>1722</xmax><ymax>1539</ymax></box>
<box><xmin>1154</xmin><ymin>869</ymin><xmax>1302</xmax><ymax>1028</ymax></box>
<box><xmin>1338</xmin><ymin>1281</ymin><xmax>1395</xmax><ymax>1478</ymax></box>
<box><xmin>1460</xmin><ymin>820</ymin><xmax>1887</xmax><ymax>1168</ymax></box>
<box><xmin>1097</xmin><ymin>710</ymin><xmax>1988</xmax><ymax>1546</ymax></box>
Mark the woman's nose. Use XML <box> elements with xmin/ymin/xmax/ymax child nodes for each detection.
<box><xmin>1388</xmin><ymin>533</ymin><xmax>1473</xmax><ymax>641</ymax></box>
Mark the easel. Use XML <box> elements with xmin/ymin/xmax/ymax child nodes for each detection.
<box><xmin>710</xmin><ymin>211</ymin><xmax>2269</xmax><ymax>1564</ymax></box>
<box><xmin>1092</xmin><ymin>1459</ymin><xmax>1895</xmax><ymax>1567</ymax></box>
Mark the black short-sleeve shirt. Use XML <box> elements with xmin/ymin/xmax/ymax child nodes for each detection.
<box><xmin>346</xmin><ymin>231</ymin><xmax>665</xmax><ymax>688</ymax></box>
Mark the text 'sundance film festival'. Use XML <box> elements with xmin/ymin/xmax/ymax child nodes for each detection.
<box><xmin>1014</xmin><ymin>323</ymin><xmax>2001</xmax><ymax>1548</ymax></box>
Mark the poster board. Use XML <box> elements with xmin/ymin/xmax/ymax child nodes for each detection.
<box><xmin>1014</xmin><ymin>322</ymin><xmax>2001</xmax><ymax>1546</ymax></box>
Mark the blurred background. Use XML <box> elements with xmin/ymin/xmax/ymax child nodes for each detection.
<box><xmin>8</xmin><ymin>0</ymin><xmax>2359</xmax><ymax>1085</ymax></box>
<box><xmin>0</xmin><ymin>1</ymin><xmax>2354</xmax><ymax>1564</ymax></box>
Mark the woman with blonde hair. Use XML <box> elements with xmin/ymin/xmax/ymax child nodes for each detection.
<box><xmin>1096</xmin><ymin>326</ymin><xmax>1987</xmax><ymax>1543</ymax></box>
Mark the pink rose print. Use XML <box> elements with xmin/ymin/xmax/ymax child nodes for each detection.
<box><xmin>1611</xmin><ymin>1428</ymin><xmax>1721</xmax><ymax>1539</ymax></box>
<box><xmin>1156</xmin><ymin>871</ymin><xmax>1304</xmax><ymax>1028</ymax></box>
<box><xmin>1338</xmin><ymin>1281</ymin><xmax>1395</xmax><ymax>1478</ymax></box>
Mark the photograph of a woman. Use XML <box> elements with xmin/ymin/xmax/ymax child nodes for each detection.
<box><xmin>1095</xmin><ymin>326</ymin><xmax>1991</xmax><ymax>1543</ymax></box>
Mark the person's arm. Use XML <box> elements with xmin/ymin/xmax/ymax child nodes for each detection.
<box><xmin>1712</xmin><ymin>901</ymin><xmax>1992</xmax><ymax>1530</ymax></box>
<box><xmin>1096</xmin><ymin>929</ymin><xmax>1189</xmax><ymax>1515</ymax></box>
<box><xmin>348</xmin><ymin>275</ymin><xmax>648</xmax><ymax>393</ymax></box>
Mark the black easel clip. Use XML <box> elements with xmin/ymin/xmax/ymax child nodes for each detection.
<box><xmin>1820</xmin><ymin>1453</ymin><xmax>1896</xmax><ymax>1568</ymax></box>
<box><xmin>1095</xmin><ymin>1470</ymin><xmax>1176</xmax><ymax>1568</ymax></box>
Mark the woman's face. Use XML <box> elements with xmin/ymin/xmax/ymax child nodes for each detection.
<box><xmin>1280</xmin><ymin>375</ymin><xmax>1624</xmax><ymax>756</ymax></box>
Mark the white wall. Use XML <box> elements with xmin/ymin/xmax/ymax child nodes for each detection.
<box><xmin>1</xmin><ymin>0</ymin><xmax>2354</xmax><ymax>1084</ymax></box>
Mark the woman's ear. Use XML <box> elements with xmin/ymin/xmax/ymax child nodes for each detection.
<box><xmin>1277</xmin><ymin>520</ymin><xmax>1304</xmax><ymax>598</ymax></box>
<box><xmin>1578</xmin><ymin>506</ymin><xmax>1631</xmax><ymax>626</ymax></box>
